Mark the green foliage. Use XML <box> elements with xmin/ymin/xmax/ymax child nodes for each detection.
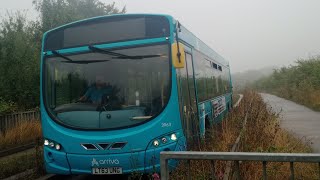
<box><xmin>0</xmin><ymin>1</ymin><xmax>125</xmax><ymax>112</ymax></box>
<box><xmin>0</xmin><ymin>98</ymin><xmax>17</xmax><ymax>115</ymax></box>
<box><xmin>0</xmin><ymin>12</ymin><xmax>41</xmax><ymax>110</ymax></box>
<box><xmin>33</xmin><ymin>0</ymin><xmax>126</xmax><ymax>32</ymax></box>
<box><xmin>252</xmin><ymin>56</ymin><xmax>320</xmax><ymax>110</ymax></box>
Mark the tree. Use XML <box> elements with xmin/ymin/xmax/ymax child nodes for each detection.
<box><xmin>0</xmin><ymin>12</ymin><xmax>41</xmax><ymax>110</ymax></box>
<box><xmin>33</xmin><ymin>0</ymin><xmax>126</xmax><ymax>32</ymax></box>
<box><xmin>252</xmin><ymin>56</ymin><xmax>320</xmax><ymax>111</ymax></box>
<box><xmin>0</xmin><ymin>0</ymin><xmax>126</xmax><ymax>113</ymax></box>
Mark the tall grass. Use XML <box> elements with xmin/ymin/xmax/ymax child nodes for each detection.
<box><xmin>239</xmin><ymin>91</ymin><xmax>317</xmax><ymax>179</ymax></box>
<box><xmin>0</xmin><ymin>120</ymin><xmax>42</xmax><ymax>150</ymax></box>
<box><xmin>170</xmin><ymin>90</ymin><xmax>318</xmax><ymax>179</ymax></box>
<box><xmin>170</xmin><ymin>96</ymin><xmax>246</xmax><ymax>179</ymax></box>
<box><xmin>0</xmin><ymin>120</ymin><xmax>44</xmax><ymax>179</ymax></box>
<box><xmin>0</xmin><ymin>147</ymin><xmax>44</xmax><ymax>179</ymax></box>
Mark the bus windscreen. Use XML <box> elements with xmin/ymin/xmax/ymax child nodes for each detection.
<box><xmin>44</xmin><ymin>15</ymin><xmax>170</xmax><ymax>51</ymax></box>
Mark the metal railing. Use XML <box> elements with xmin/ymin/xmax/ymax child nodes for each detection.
<box><xmin>160</xmin><ymin>151</ymin><xmax>320</xmax><ymax>180</ymax></box>
<box><xmin>0</xmin><ymin>110</ymin><xmax>40</xmax><ymax>134</ymax></box>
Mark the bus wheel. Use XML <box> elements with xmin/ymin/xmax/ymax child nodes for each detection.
<box><xmin>228</xmin><ymin>103</ymin><xmax>232</xmax><ymax>112</ymax></box>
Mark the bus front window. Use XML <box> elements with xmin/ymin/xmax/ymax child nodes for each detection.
<box><xmin>44</xmin><ymin>44</ymin><xmax>170</xmax><ymax>129</ymax></box>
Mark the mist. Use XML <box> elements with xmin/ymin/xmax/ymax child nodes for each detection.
<box><xmin>1</xmin><ymin>0</ymin><xmax>320</xmax><ymax>72</ymax></box>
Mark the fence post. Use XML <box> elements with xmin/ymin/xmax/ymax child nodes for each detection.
<box><xmin>290</xmin><ymin>162</ymin><xmax>294</xmax><ymax>180</ymax></box>
<box><xmin>262</xmin><ymin>161</ymin><xmax>267</xmax><ymax>180</ymax></box>
<box><xmin>211</xmin><ymin>160</ymin><xmax>216</xmax><ymax>180</ymax></box>
<box><xmin>234</xmin><ymin>161</ymin><xmax>241</xmax><ymax>180</ymax></box>
<box><xmin>160</xmin><ymin>153</ymin><xmax>169</xmax><ymax>180</ymax></box>
<box><xmin>0</xmin><ymin>116</ymin><xmax>4</xmax><ymax>134</ymax></box>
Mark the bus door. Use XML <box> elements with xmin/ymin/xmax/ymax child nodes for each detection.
<box><xmin>185</xmin><ymin>53</ymin><xmax>199</xmax><ymax>142</ymax></box>
<box><xmin>177</xmin><ymin>52</ymin><xmax>198</xmax><ymax>144</ymax></box>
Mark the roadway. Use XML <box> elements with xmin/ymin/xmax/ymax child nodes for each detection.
<box><xmin>260</xmin><ymin>93</ymin><xmax>320</xmax><ymax>153</ymax></box>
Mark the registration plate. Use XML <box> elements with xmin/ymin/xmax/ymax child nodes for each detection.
<box><xmin>92</xmin><ymin>167</ymin><xmax>123</xmax><ymax>175</ymax></box>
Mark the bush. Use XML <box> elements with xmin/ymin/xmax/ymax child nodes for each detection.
<box><xmin>252</xmin><ymin>56</ymin><xmax>320</xmax><ymax>111</ymax></box>
<box><xmin>0</xmin><ymin>98</ymin><xmax>17</xmax><ymax>115</ymax></box>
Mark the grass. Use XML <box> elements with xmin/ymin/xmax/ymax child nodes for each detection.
<box><xmin>232</xmin><ymin>93</ymin><xmax>241</xmax><ymax>105</ymax></box>
<box><xmin>170</xmin><ymin>95</ymin><xmax>246</xmax><ymax>180</ymax></box>
<box><xmin>0</xmin><ymin>120</ymin><xmax>42</xmax><ymax>150</ymax></box>
<box><xmin>1</xmin><ymin>92</ymin><xmax>318</xmax><ymax>179</ymax></box>
<box><xmin>239</xmin><ymin>91</ymin><xmax>317</xmax><ymax>179</ymax></box>
<box><xmin>0</xmin><ymin>120</ymin><xmax>44</xmax><ymax>179</ymax></box>
<box><xmin>170</xmin><ymin>90</ymin><xmax>319</xmax><ymax>179</ymax></box>
<box><xmin>0</xmin><ymin>145</ymin><xmax>45</xmax><ymax>179</ymax></box>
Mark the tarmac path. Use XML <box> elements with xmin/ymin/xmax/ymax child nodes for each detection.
<box><xmin>260</xmin><ymin>93</ymin><xmax>320</xmax><ymax>153</ymax></box>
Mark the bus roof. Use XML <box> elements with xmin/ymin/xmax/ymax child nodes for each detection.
<box><xmin>42</xmin><ymin>13</ymin><xmax>228</xmax><ymax>67</ymax></box>
<box><xmin>43</xmin><ymin>13</ymin><xmax>174</xmax><ymax>35</ymax></box>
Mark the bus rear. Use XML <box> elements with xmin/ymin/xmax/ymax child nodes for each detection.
<box><xmin>40</xmin><ymin>14</ymin><xmax>185</xmax><ymax>175</ymax></box>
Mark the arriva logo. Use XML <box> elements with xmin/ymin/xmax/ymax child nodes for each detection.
<box><xmin>91</xmin><ymin>158</ymin><xmax>120</xmax><ymax>166</ymax></box>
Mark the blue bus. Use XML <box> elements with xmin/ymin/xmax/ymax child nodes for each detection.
<box><xmin>40</xmin><ymin>14</ymin><xmax>232</xmax><ymax>175</ymax></box>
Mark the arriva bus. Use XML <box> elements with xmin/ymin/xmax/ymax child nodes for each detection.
<box><xmin>41</xmin><ymin>14</ymin><xmax>232</xmax><ymax>175</ymax></box>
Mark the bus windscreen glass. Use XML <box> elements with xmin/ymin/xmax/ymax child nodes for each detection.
<box><xmin>44</xmin><ymin>44</ymin><xmax>170</xmax><ymax>130</ymax></box>
<box><xmin>44</xmin><ymin>16</ymin><xmax>170</xmax><ymax>51</ymax></box>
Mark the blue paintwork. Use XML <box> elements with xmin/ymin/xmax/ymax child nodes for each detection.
<box><xmin>41</xmin><ymin>14</ymin><xmax>187</xmax><ymax>174</ymax></box>
<box><xmin>45</xmin><ymin>37</ymin><xmax>168</xmax><ymax>56</ymax></box>
<box><xmin>198</xmin><ymin>93</ymin><xmax>233</xmax><ymax>135</ymax></box>
<box><xmin>40</xmin><ymin>13</ymin><xmax>231</xmax><ymax>175</ymax></box>
<box><xmin>57</xmin><ymin>108</ymin><xmax>145</xmax><ymax>129</ymax></box>
<box><xmin>44</xmin><ymin>146</ymin><xmax>70</xmax><ymax>174</ymax></box>
<box><xmin>177</xmin><ymin>22</ymin><xmax>233</xmax><ymax>137</ymax></box>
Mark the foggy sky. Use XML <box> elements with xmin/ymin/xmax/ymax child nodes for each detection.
<box><xmin>1</xmin><ymin>0</ymin><xmax>320</xmax><ymax>73</ymax></box>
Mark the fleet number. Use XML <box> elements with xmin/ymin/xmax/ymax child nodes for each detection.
<box><xmin>162</xmin><ymin>122</ymin><xmax>171</xmax><ymax>127</ymax></box>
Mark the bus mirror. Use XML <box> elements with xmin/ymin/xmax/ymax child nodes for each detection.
<box><xmin>172</xmin><ymin>42</ymin><xmax>185</xmax><ymax>68</ymax></box>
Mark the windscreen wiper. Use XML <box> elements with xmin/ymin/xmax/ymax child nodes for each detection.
<box><xmin>89</xmin><ymin>45</ymin><xmax>132</xmax><ymax>59</ymax></box>
<box><xmin>51</xmin><ymin>50</ymin><xmax>110</xmax><ymax>64</ymax></box>
<box><xmin>61</xmin><ymin>60</ymin><xmax>110</xmax><ymax>64</ymax></box>
<box><xmin>52</xmin><ymin>50</ymin><xmax>74</xmax><ymax>62</ymax></box>
<box><xmin>113</xmin><ymin>54</ymin><xmax>163</xmax><ymax>60</ymax></box>
<box><xmin>88</xmin><ymin>45</ymin><xmax>163</xmax><ymax>60</ymax></box>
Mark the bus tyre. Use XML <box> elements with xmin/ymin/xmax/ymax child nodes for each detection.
<box><xmin>228</xmin><ymin>103</ymin><xmax>232</xmax><ymax>112</ymax></box>
<box><xmin>205</xmin><ymin>116</ymin><xmax>210</xmax><ymax>130</ymax></box>
<box><xmin>205</xmin><ymin>116</ymin><xmax>211</xmax><ymax>139</ymax></box>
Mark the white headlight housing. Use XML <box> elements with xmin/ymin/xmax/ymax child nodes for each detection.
<box><xmin>55</xmin><ymin>144</ymin><xmax>61</xmax><ymax>150</ymax></box>
<box><xmin>153</xmin><ymin>140</ymin><xmax>159</xmax><ymax>147</ymax></box>
<box><xmin>171</xmin><ymin>133</ymin><xmax>177</xmax><ymax>141</ymax></box>
<box><xmin>49</xmin><ymin>142</ymin><xmax>55</xmax><ymax>148</ymax></box>
<box><xmin>44</xmin><ymin>139</ymin><xmax>49</xmax><ymax>146</ymax></box>
<box><xmin>161</xmin><ymin>137</ymin><xmax>167</xmax><ymax>143</ymax></box>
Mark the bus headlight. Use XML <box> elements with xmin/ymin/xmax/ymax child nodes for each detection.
<box><xmin>148</xmin><ymin>132</ymin><xmax>180</xmax><ymax>149</ymax></box>
<box><xmin>49</xmin><ymin>142</ymin><xmax>55</xmax><ymax>148</ymax></box>
<box><xmin>153</xmin><ymin>140</ymin><xmax>159</xmax><ymax>147</ymax></box>
<box><xmin>44</xmin><ymin>139</ymin><xmax>49</xmax><ymax>146</ymax></box>
<box><xmin>55</xmin><ymin>144</ymin><xmax>61</xmax><ymax>150</ymax></box>
<box><xmin>161</xmin><ymin>137</ymin><xmax>167</xmax><ymax>143</ymax></box>
<box><xmin>171</xmin><ymin>133</ymin><xmax>177</xmax><ymax>141</ymax></box>
<box><xmin>44</xmin><ymin>139</ymin><xmax>62</xmax><ymax>150</ymax></box>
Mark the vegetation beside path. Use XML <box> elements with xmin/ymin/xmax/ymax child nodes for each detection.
<box><xmin>1</xmin><ymin>91</ymin><xmax>318</xmax><ymax>179</ymax></box>
<box><xmin>253</xmin><ymin>56</ymin><xmax>320</xmax><ymax>111</ymax></box>
<box><xmin>171</xmin><ymin>90</ymin><xmax>318</xmax><ymax>179</ymax></box>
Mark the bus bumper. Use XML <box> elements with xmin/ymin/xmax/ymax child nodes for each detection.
<box><xmin>44</xmin><ymin>146</ymin><xmax>70</xmax><ymax>174</ymax></box>
<box><xmin>44</xmin><ymin>138</ymin><xmax>185</xmax><ymax>175</ymax></box>
<box><xmin>67</xmin><ymin>142</ymin><xmax>179</xmax><ymax>174</ymax></box>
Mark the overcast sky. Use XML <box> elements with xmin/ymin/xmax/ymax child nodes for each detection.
<box><xmin>1</xmin><ymin>0</ymin><xmax>320</xmax><ymax>73</ymax></box>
